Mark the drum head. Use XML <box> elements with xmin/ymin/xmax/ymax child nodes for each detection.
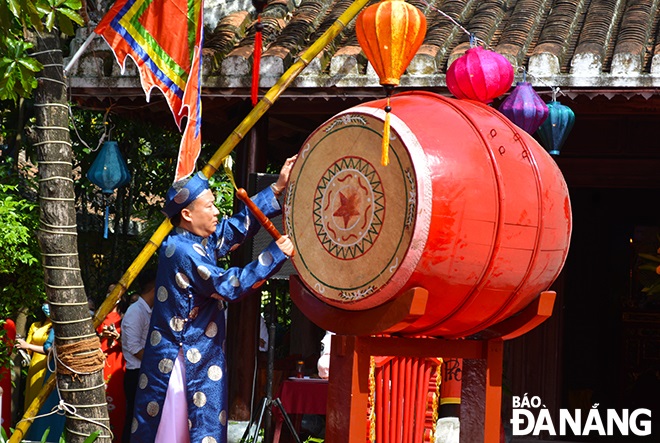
<box><xmin>284</xmin><ymin>107</ymin><xmax>431</xmax><ymax>309</ymax></box>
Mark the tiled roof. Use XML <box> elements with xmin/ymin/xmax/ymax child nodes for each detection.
<box><xmin>203</xmin><ymin>0</ymin><xmax>660</xmax><ymax>88</ymax></box>
<box><xmin>67</xmin><ymin>0</ymin><xmax>660</xmax><ymax>176</ymax></box>
<box><xmin>70</xmin><ymin>0</ymin><xmax>660</xmax><ymax>94</ymax></box>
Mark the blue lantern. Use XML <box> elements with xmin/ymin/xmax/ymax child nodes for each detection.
<box><xmin>536</xmin><ymin>100</ymin><xmax>575</xmax><ymax>156</ymax></box>
<box><xmin>499</xmin><ymin>81</ymin><xmax>549</xmax><ymax>135</ymax></box>
<box><xmin>86</xmin><ymin>141</ymin><xmax>131</xmax><ymax>238</ymax></box>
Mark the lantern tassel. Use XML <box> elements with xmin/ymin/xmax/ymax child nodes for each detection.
<box><xmin>251</xmin><ymin>17</ymin><xmax>263</xmax><ymax>106</ymax></box>
<box><xmin>382</xmin><ymin>95</ymin><xmax>392</xmax><ymax>166</ymax></box>
<box><xmin>382</xmin><ymin>111</ymin><xmax>390</xmax><ymax>166</ymax></box>
<box><xmin>103</xmin><ymin>204</ymin><xmax>110</xmax><ymax>239</ymax></box>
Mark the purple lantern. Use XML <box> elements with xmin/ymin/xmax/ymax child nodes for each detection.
<box><xmin>499</xmin><ymin>82</ymin><xmax>548</xmax><ymax>134</ymax></box>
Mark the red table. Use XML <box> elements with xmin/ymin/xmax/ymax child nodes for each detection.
<box><xmin>273</xmin><ymin>378</ymin><xmax>328</xmax><ymax>443</ymax></box>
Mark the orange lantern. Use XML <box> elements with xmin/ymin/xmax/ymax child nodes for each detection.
<box><xmin>356</xmin><ymin>0</ymin><xmax>426</xmax><ymax>165</ymax></box>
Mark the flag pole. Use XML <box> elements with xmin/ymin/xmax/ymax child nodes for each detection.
<box><xmin>11</xmin><ymin>1</ymin><xmax>369</xmax><ymax>440</ymax></box>
<box><xmin>63</xmin><ymin>31</ymin><xmax>97</xmax><ymax>76</ymax></box>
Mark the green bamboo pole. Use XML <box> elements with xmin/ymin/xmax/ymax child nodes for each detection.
<box><xmin>11</xmin><ymin>1</ymin><xmax>369</xmax><ymax>441</ymax></box>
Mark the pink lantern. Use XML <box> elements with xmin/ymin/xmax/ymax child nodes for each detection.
<box><xmin>499</xmin><ymin>81</ymin><xmax>549</xmax><ymax>134</ymax></box>
<box><xmin>446</xmin><ymin>45</ymin><xmax>514</xmax><ymax>103</ymax></box>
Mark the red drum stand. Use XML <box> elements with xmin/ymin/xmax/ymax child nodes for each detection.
<box><xmin>290</xmin><ymin>277</ymin><xmax>556</xmax><ymax>443</ymax></box>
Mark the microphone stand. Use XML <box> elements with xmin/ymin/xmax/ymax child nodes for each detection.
<box><xmin>241</xmin><ymin>296</ymin><xmax>300</xmax><ymax>443</ymax></box>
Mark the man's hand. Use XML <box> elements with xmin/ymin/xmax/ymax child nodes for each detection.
<box><xmin>272</xmin><ymin>155</ymin><xmax>298</xmax><ymax>195</ymax></box>
<box><xmin>276</xmin><ymin>235</ymin><xmax>295</xmax><ymax>257</ymax></box>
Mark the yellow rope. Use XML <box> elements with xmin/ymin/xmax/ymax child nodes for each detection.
<box><xmin>222</xmin><ymin>155</ymin><xmax>238</xmax><ymax>191</ymax></box>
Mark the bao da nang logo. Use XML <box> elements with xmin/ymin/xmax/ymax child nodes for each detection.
<box><xmin>510</xmin><ymin>394</ymin><xmax>652</xmax><ymax>437</ymax></box>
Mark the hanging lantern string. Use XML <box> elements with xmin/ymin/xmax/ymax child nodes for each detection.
<box><xmin>68</xmin><ymin>104</ymin><xmax>95</xmax><ymax>153</ymax></box>
<box><xmin>513</xmin><ymin>67</ymin><xmax>568</xmax><ymax>99</ymax></box>
<box><xmin>552</xmin><ymin>86</ymin><xmax>559</xmax><ymax>102</ymax></box>
<box><xmin>69</xmin><ymin>103</ymin><xmax>117</xmax><ymax>153</ymax></box>
<box><xmin>417</xmin><ymin>0</ymin><xmax>487</xmax><ymax>47</ymax></box>
<box><xmin>419</xmin><ymin>0</ymin><xmax>567</xmax><ymax>99</ymax></box>
<box><xmin>96</xmin><ymin>107</ymin><xmax>116</xmax><ymax>151</ymax></box>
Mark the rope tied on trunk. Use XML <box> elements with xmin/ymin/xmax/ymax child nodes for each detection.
<box><xmin>55</xmin><ymin>336</ymin><xmax>105</xmax><ymax>377</ymax></box>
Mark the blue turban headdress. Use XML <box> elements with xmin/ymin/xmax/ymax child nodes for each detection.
<box><xmin>162</xmin><ymin>172</ymin><xmax>210</xmax><ymax>218</ymax></box>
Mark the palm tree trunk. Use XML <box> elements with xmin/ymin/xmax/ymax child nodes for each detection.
<box><xmin>32</xmin><ymin>28</ymin><xmax>111</xmax><ymax>443</ymax></box>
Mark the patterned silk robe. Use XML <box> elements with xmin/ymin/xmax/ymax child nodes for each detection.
<box><xmin>131</xmin><ymin>187</ymin><xmax>286</xmax><ymax>443</ymax></box>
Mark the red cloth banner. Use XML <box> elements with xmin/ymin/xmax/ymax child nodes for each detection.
<box><xmin>95</xmin><ymin>0</ymin><xmax>204</xmax><ymax>181</ymax></box>
<box><xmin>1</xmin><ymin>319</ymin><xmax>16</xmax><ymax>435</ymax></box>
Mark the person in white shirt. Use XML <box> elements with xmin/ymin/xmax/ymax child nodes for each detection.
<box><xmin>121</xmin><ymin>270</ymin><xmax>156</xmax><ymax>443</ymax></box>
<box><xmin>259</xmin><ymin>314</ymin><xmax>269</xmax><ymax>352</ymax></box>
<box><xmin>317</xmin><ymin>331</ymin><xmax>334</xmax><ymax>379</ymax></box>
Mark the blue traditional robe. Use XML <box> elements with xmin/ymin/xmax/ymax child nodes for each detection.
<box><xmin>131</xmin><ymin>187</ymin><xmax>286</xmax><ymax>443</ymax></box>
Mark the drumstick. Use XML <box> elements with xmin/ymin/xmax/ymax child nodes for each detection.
<box><xmin>235</xmin><ymin>188</ymin><xmax>282</xmax><ymax>240</ymax></box>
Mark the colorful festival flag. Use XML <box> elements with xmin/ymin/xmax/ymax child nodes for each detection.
<box><xmin>95</xmin><ymin>0</ymin><xmax>204</xmax><ymax>182</ymax></box>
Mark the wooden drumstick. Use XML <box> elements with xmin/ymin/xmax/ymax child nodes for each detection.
<box><xmin>235</xmin><ymin>188</ymin><xmax>282</xmax><ymax>240</ymax></box>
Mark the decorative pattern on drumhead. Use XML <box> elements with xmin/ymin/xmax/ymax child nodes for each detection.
<box><xmin>313</xmin><ymin>156</ymin><xmax>384</xmax><ymax>260</ymax></box>
<box><xmin>324</xmin><ymin>114</ymin><xmax>368</xmax><ymax>132</ymax></box>
<box><xmin>284</xmin><ymin>110</ymin><xmax>429</xmax><ymax>310</ymax></box>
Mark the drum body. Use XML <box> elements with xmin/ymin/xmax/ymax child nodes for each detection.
<box><xmin>283</xmin><ymin>91</ymin><xmax>571</xmax><ymax>338</ymax></box>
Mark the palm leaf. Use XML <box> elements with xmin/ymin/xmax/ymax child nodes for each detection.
<box><xmin>83</xmin><ymin>430</ymin><xmax>100</xmax><ymax>443</ymax></box>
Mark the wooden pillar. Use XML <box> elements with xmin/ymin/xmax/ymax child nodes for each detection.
<box><xmin>484</xmin><ymin>340</ymin><xmax>504</xmax><ymax>443</ymax></box>
<box><xmin>326</xmin><ymin>335</ymin><xmax>371</xmax><ymax>442</ymax></box>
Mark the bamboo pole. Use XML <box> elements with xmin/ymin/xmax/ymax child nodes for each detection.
<box><xmin>11</xmin><ymin>1</ymin><xmax>369</xmax><ymax>441</ymax></box>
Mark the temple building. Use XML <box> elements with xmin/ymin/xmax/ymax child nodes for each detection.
<box><xmin>68</xmin><ymin>1</ymin><xmax>660</xmax><ymax>440</ymax></box>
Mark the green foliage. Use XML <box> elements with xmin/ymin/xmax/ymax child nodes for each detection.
<box><xmin>0</xmin><ymin>425</ymin><xmax>98</xmax><ymax>443</ymax></box>
<box><xmin>0</xmin><ymin>161</ymin><xmax>45</xmax><ymax>320</ymax></box>
<box><xmin>40</xmin><ymin>427</ymin><xmax>50</xmax><ymax>443</ymax></box>
<box><xmin>35</xmin><ymin>0</ymin><xmax>84</xmax><ymax>35</ymax></box>
<box><xmin>0</xmin><ymin>99</ymin><xmax>23</xmax><ymax>155</ymax></box>
<box><xmin>0</xmin><ymin>0</ymin><xmax>84</xmax><ymax>101</ymax></box>
<box><xmin>0</xmin><ymin>320</ymin><xmax>12</xmax><ymax>374</ymax></box>
<box><xmin>69</xmin><ymin>109</ymin><xmax>236</xmax><ymax>304</ymax></box>
<box><xmin>0</xmin><ymin>425</ymin><xmax>99</xmax><ymax>443</ymax></box>
<box><xmin>0</xmin><ymin>36</ymin><xmax>41</xmax><ymax>102</ymax></box>
<box><xmin>82</xmin><ymin>430</ymin><xmax>100</xmax><ymax>443</ymax></box>
<box><xmin>0</xmin><ymin>160</ymin><xmax>43</xmax><ymax>373</ymax></box>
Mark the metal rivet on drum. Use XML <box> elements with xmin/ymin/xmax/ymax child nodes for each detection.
<box><xmin>490</xmin><ymin>129</ymin><xmax>497</xmax><ymax>138</ymax></box>
<box><xmin>498</xmin><ymin>146</ymin><xmax>506</xmax><ymax>155</ymax></box>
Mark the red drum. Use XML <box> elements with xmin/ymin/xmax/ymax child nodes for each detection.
<box><xmin>283</xmin><ymin>91</ymin><xmax>571</xmax><ymax>338</ymax></box>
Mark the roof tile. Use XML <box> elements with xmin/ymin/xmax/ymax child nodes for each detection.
<box><xmin>69</xmin><ymin>0</ymin><xmax>660</xmax><ymax>94</ymax></box>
